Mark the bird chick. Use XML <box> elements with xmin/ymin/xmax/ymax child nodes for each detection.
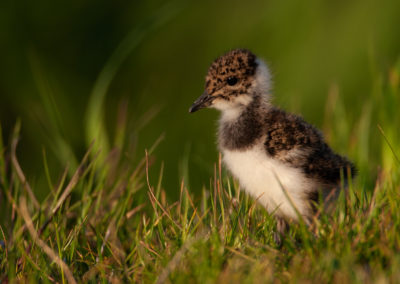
<box><xmin>189</xmin><ymin>49</ymin><xmax>356</xmax><ymax>235</ymax></box>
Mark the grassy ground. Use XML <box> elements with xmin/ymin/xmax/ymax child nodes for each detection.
<box><xmin>1</xmin><ymin>56</ymin><xmax>400</xmax><ymax>283</ymax></box>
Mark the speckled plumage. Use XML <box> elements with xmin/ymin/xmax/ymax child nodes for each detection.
<box><xmin>190</xmin><ymin>49</ymin><xmax>356</xmax><ymax>234</ymax></box>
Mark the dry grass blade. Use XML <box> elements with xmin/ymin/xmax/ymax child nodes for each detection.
<box><xmin>145</xmin><ymin>150</ymin><xmax>182</xmax><ymax>230</ymax></box>
<box><xmin>139</xmin><ymin>240</ymin><xmax>162</xmax><ymax>258</ymax></box>
<box><xmin>126</xmin><ymin>204</ymin><xmax>145</xmax><ymax>219</ymax></box>
<box><xmin>98</xmin><ymin>219</ymin><xmax>126</xmax><ymax>265</ymax></box>
<box><xmin>19</xmin><ymin>196</ymin><xmax>77</xmax><ymax>284</ymax></box>
<box><xmin>11</xmin><ymin>128</ymin><xmax>40</xmax><ymax>210</ymax></box>
<box><xmin>51</xmin><ymin>142</ymin><xmax>94</xmax><ymax>215</ymax></box>
<box><xmin>225</xmin><ymin>246</ymin><xmax>257</xmax><ymax>263</ymax></box>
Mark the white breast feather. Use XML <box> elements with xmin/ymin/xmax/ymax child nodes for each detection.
<box><xmin>223</xmin><ymin>145</ymin><xmax>314</xmax><ymax>220</ymax></box>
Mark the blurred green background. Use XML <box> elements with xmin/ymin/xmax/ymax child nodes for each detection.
<box><xmin>1</xmin><ymin>0</ymin><xmax>400</xmax><ymax>200</ymax></box>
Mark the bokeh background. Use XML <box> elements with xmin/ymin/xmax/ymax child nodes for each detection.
<box><xmin>1</xmin><ymin>0</ymin><xmax>400</xmax><ymax>200</ymax></box>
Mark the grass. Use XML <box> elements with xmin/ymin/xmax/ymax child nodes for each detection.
<box><xmin>1</xmin><ymin>63</ymin><xmax>400</xmax><ymax>283</ymax></box>
<box><xmin>1</xmin><ymin>128</ymin><xmax>400</xmax><ymax>283</ymax></box>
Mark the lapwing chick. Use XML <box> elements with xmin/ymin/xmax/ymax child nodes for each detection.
<box><xmin>189</xmin><ymin>49</ymin><xmax>356</xmax><ymax>236</ymax></box>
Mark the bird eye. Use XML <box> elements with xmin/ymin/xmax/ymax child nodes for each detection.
<box><xmin>226</xmin><ymin>76</ymin><xmax>238</xmax><ymax>86</ymax></box>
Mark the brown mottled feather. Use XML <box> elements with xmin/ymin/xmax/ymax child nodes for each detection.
<box><xmin>205</xmin><ymin>49</ymin><xmax>258</xmax><ymax>99</ymax></box>
<box><xmin>262</xmin><ymin>107</ymin><xmax>356</xmax><ymax>185</ymax></box>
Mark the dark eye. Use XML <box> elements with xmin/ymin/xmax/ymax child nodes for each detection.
<box><xmin>226</xmin><ymin>76</ymin><xmax>238</xmax><ymax>86</ymax></box>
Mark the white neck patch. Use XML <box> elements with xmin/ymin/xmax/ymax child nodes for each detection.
<box><xmin>215</xmin><ymin>94</ymin><xmax>253</xmax><ymax>122</ymax></box>
<box><xmin>252</xmin><ymin>59</ymin><xmax>272</xmax><ymax>98</ymax></box>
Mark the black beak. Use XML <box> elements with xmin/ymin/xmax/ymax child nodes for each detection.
<box><xmin>189</xmin><ymin>90</ymin><xmax>213</xmax><ymax>113</ymax></box>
